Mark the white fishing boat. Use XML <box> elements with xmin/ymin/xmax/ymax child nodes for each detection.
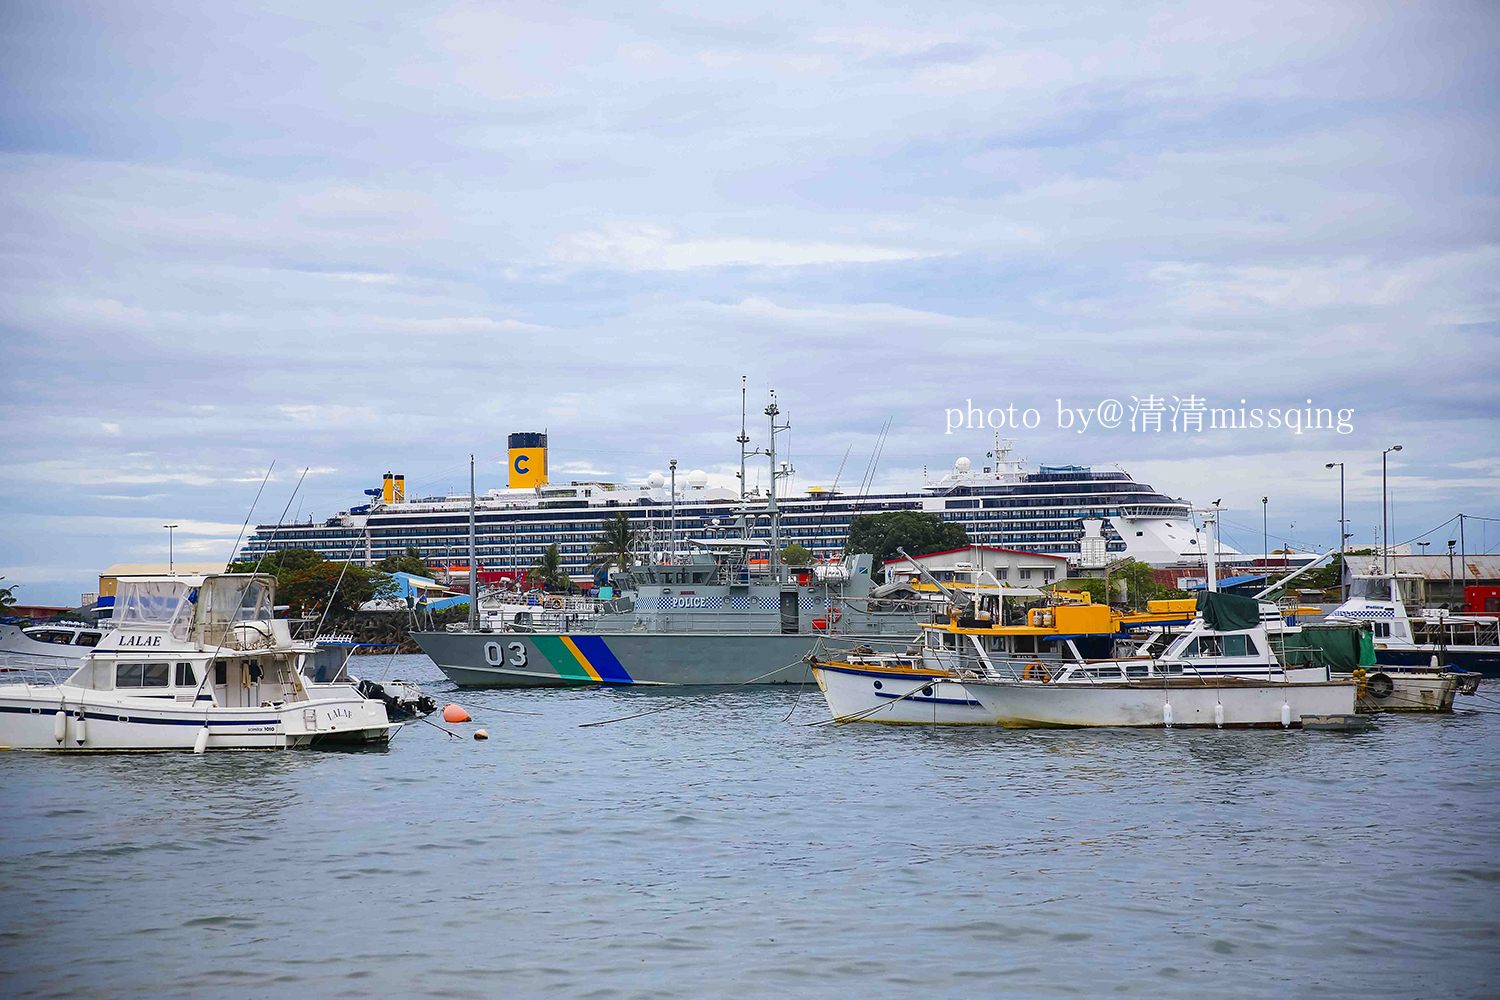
<box><xmin>0</xmin><ymin>574</ymin><xmax>395</xmax><ymax>751</ymax></box>
<box><xmin>809</xmin><ymin>591</ymin><xmax>1356</xmax><ymax>728</ymax></box>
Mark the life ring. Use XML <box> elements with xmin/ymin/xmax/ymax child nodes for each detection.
<box><xmin>1022</xmin><ymin>661</ymin><xmax>1051</xmax><ymax>684</ymax></box>
<box><xmin>829</xmin><ymin>608</ymin><xmax>842</xmax><ymax>623</ymax></box>
<box><xmin>1367</xmin><ymin>672</ymin><xmax>1394</xmax><ymax>699</ymax></box>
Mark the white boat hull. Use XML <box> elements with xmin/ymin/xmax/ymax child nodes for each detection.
<box><xmin>0</xmin><ymin>686</ymin><xmax>392</xmax><ymax>751</ymax></box>
<box><xmin>813</xmin><ymin>664</ymin><xmax>1356</xmax><ymax>728</ymax></box>
<box><xmin>813</xmin><ymin>664</ymin><xmax>993</xmax><ymax>725</ymax></box>
<box><xmin>1351</xmin><ymin>670</ymin><xmax>1459</xmax><ymax>713</ymax></box>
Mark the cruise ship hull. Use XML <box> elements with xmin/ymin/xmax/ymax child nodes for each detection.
<box><xmin>414</xmin><ymin>630</ymin><xmax>834</xmax><ymax>687</ymax></box>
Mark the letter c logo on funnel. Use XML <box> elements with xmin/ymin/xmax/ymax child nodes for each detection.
<box><xmin>514</xmin><ymin>454</ymin><xmax>529</xmax><ymax>475</ymax></box>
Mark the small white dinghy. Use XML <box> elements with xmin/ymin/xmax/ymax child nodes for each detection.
<box><xmin>0</xmin><ymin>574</ymin><xmax>395</xmax><ymax>751</ymax></box>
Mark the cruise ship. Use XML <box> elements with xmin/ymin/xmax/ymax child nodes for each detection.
<box><xmin>237</xmin><ymin>430</ymin><xmax>1217</xmax><ymax>581</ymax></box>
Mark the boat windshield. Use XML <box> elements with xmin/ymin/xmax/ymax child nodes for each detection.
<box><xmin>199</xmin><ymin>576</ymin><xmax>274</xmax><ymax>624</ymax></box>
<box><xmin>1348</xmin><ymin>576</ymin><xmax>1392</xmax><ymax>602</ymax></box>
<box><xmin>114</xmin><ymin>580</ymin><xmax>196</xmax><ymax>640</ymax></box>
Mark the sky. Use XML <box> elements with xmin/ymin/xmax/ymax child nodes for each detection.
<box><xmin>2</xmin><ymin>0</ymin><xmax>1498</xmax><ymax>606</ymax></box>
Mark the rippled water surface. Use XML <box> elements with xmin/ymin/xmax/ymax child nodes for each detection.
<box><xmin>3</xmin><ymin>655</ymin><xmax>1499</xmax><ymax>998</ymax></box>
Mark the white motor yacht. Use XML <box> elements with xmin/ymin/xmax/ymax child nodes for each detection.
<box><xmin>0</xmin><ymin>619</ymin><xmax>110</xmax><ymax>677</ymax></box>
<box><xmin>0</xmin><ymin>574</ymin><xmax>395</xmax><ymax>751</ymax></box>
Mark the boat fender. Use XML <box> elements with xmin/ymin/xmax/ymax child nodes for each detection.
<box><xmin>193</xmin><ymin>727</ymin><xmax>209</xmax><ymax>754</ymax></box>
<box><xmin>1281</xmin><ymin>703</ymin><xmax>1292</xmax><ymax>728</ymax></box>
<box><xmin>1213</xmin><ymin>703</ymin><xmax>1224</xmax><ymax>728</ymax></box>
<box><xmin>53</xmin><ymin>710</ymin><xmax>66</xmax><ymax>743</ymax></box>
<box><xmin>1162</xmin><ymin>702</ymin><xmax>1173</xmax><ymax>727</ymax></box>
<box><xmin>1367</xmin><ymin>673</ymin><xmax>1394</xmax><ymax>700</ymax></box>
<box><xmin>74</xmin><ymin>713</ymin><xmax>86</xmax><ymax>745</ymax></box>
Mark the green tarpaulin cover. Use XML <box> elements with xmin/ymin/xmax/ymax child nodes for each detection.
<box><xmin>1282</xmin><ymin>626</ymin><xmax>1376</xmax><ymax>671</ymax></box>
<box><xmin>1196</xmin><ymin>591</ymin><xmax>1261</xmax><ymax>631</ymax></box>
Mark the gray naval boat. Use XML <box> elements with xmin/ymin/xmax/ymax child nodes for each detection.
<box><xmin>413</xmin><ymin>543</ymin><xmax>935</xmax><ymax>687</ymax></box>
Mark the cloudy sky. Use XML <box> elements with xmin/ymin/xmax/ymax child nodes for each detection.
<box><xmin>2</xmin><ymin>1</ymin><xmax>1498</xmax><ymax>605</ymax></box>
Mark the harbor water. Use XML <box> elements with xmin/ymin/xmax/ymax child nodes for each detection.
<box><xmin>2</xmin><ymin>654</ymin><xmax>1498</xmax><ymax>998</ymax></box>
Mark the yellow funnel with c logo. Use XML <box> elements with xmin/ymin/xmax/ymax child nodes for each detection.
<box><xmin>508</xmin><ymin>432</ymin><xmax>548</xmax><ymax>488</ymax></box>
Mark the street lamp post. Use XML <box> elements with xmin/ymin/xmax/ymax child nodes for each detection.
<box><xmin>1448</xmin><ymin>540</ymin><xmax>1457</xmax><ymax>604</ymax></box>
<box><xmin>1381</xmin><ymin>445</ymin><xmax>1402</xmax><ymax>575</ymax></box>
<box><xmin>1325</xmin><ymin>461</ymin><xmax>1347</xmax><ymax>598</ymax></box>
<box><xmin>164</xmin><ymin>524</ymin><xmax>179</xmax><ymax>575</ymax></box>
<box><xmin>1261</xmin><ymin>497</ymin><xmax>1268</xmax><ymax>575</ymax></box>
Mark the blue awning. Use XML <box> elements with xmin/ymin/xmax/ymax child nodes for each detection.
<box><xmin>1184</xmin><ymin>575</ymin><xmax>1267</xmax><ymax>590</ymax></box>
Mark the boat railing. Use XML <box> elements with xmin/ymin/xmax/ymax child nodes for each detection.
<box><xmin>0</xmin><ymin>655</ymin><xmax>69</xmax><ymax>686</ymax></box>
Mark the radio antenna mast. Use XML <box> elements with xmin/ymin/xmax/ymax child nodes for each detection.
<box><xmin>737</xmin><ymin>375</ymin><xmax>750</xmax><ymax>501</ymax></box>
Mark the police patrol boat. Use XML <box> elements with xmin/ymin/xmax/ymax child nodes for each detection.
<box><xmin>1324</xmin><ymin>568</ymin><xmax>1499</xmax><ymax>679</ymax></box>
<box><xmin>0</xmin><ymin>574</ymin><xmax>395</xmax><ymax>751</ymax></box>
<box><xmin>807</xmin><ymin>590</ymin><xmax>1357</xmax><ymax>728</ymax></box>
<box><xmin>414</xmin><ymin>545</ymin><xmax>934</xmax><ymax>686</ymax></box>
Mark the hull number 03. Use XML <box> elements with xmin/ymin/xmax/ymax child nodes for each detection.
<box><xmin>484</xmin><ymin>641</ymin><xmax>528</xmax><ymax>668</ymax></box>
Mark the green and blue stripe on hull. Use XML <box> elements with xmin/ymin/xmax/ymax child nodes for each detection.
<box><xmin>530</xmin><ymin>635</ymin><xmax>634</xmax><ymax>684</ymax></box>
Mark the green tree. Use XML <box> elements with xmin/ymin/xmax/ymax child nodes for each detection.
<box><xmin>529</xmin><ymin>543</ymin><xmax>572</xmax><ymax>593</ymax></box>
<box><xmin>589</xmin><ymin>512</ymin><xmax>638</xmax><ymax>578</ymax></box>
<box><xmin>781</xmin><ymin>543</ymin><xmax>814</xmax><ymax>566</ymax></box>
<box><xmin>0</xmin><ymin>577</ymin><xmax>17</xmax><ymax>612</ymax></box>
<box><xmin>228</xmin><ymin>547</ymin><xmax>324</xmax><ymax>582</ymax></box>
<box><xmin>374</xmin><ymin>545</ymin><xmax>433</xmax><ymax>577</ymax></box>
<box><xmin>279</xmin><ymin>563</ymin><xmax>397</xmax><ymax>617</ymax></box>
<box><xmin>845</xmin><ymin>512</ymin><xmax>970</xmax><ymax>569</ymax></box>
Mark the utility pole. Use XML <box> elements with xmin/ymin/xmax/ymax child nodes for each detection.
<box><xmin>1382</xmin><ymin>444</ymin><xmax>1402</xmax><ymax>574</ymax></box>
<box><xmin>1460</xmin><ymin>513</ymin><xmax>1467</xmax><ymax>602</ymax></box>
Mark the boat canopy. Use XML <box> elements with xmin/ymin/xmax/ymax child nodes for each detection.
<box><xmin>1195</xmin><ymin>591</ymin><xmax>1260</xmax><ymax>631</ymax></box>
<box><xmin>1282</xmin><ymin>626</ymin><xmax>1376</xmax><ymax>671</ymax></box>
<box><xmin>113</xmin><ymin>578</ymin><xmax>199</xmax><ymax>640</ymax></box>
<box><xmin>198</xmin><ymin>574</ymin><xmax>274</xmax><ymax>625</ymax></box>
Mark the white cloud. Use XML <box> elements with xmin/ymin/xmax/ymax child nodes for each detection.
<box><xmin>549</xmin><ymin>223</ymin><xmax>941</xmax><ymax>270</ymax></box>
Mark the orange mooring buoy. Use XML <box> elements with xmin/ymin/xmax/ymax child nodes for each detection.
<box><xmin>442</xmin><ymin>703</ymin><xmax>471</xmax><ymax>723</ymax></box>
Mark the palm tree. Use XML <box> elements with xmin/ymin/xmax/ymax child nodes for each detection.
<box><xmin>529</xmin><ymin>543</ymin><xmax>572</xmax><ymax>593</ymax></box>
<box><xmin>588</xmin><ymin>512</ymin><xmax>638</xmax><ymax>580</ymax></box>
<box><xmin>0</xmin><ymin>577</ymin><xmax>16</xmax><ymax>612</ymax></box>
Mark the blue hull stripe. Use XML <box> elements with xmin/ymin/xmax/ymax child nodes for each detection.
<box><xmin>874</xmin><ymin>691</ymin><xmax>981</xmax><ymax>707</ymax></box>
<box><xmin>570</xmin><ymin>636</ymin><xmax>632</xmax><ymax>683</ymax></box>
<box><xmin>0</xmin><ymin>704</ymin><xmax>277</xmax><ymax>726</ymax></box>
